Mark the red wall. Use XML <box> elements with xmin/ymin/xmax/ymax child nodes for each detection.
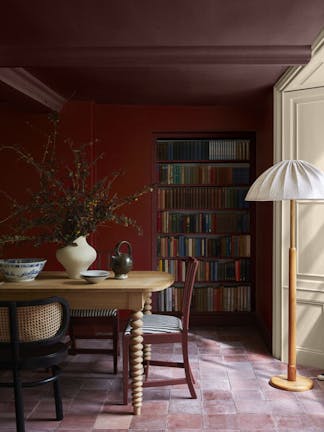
<box><xmin>254</xmin><ymin>91</ymin><xmax>274</xmax><ymax>343</ymax></box>
<box><xmin>0</xmin><ymin>101</ymin><xmax>273</xmax><ymax>336</ymax></box>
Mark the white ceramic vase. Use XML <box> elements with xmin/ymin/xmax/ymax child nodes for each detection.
<box><xmin>56</xmin><ymin>236</ymin><xmax>97</xmax><ymax>279</ymax></box>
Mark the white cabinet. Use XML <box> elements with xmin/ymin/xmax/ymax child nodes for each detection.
<box><xmin>275</xmin><ymin>37</ymin><xmax>324</xmax><ymax>368</ymax></box>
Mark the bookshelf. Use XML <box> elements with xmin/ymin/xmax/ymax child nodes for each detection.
<box><xmin>154</xmin><ymin>134</ymin><xmax>255</xmax><ymax>325</ymax></box>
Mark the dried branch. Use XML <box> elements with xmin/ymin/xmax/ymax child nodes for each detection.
<box><xmin>0</xmin><ymin>120</ymin><xmax>153</xmax><ymax>247</ymax></box>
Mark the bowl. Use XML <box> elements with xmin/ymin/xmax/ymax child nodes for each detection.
<box><xmin>80</xmin><ymin>270</ymin><xmax>110</xmax><ymax>284</ymax></box>
<box><xmin>0</xmin><ymin>258</ymin><xmax>47</xmax><ymax>282</ymax></box>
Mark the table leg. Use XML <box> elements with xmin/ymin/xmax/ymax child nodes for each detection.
<box><xmin>143</xmin><ymin>293</ymin><xmax>152</xmax><ymax>362</ymax></box>
<box><xmin>130</xmin><ymin>309</ymin><xmax>143</xmax><ymax>415</ymax></box>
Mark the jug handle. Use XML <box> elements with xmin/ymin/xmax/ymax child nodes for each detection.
<box><xmin>115</xmin><ymin>240</ymin><xmax>132</xmax><ymax>256</ymax></box>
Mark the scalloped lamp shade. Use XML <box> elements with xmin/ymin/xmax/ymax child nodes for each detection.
<box><xmin>246</xmin><ymin>160</ymin><xmax>324</xmax><ymax>201</ymax></box>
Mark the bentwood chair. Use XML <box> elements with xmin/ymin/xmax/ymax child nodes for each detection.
<box><xmin>68</xmin><ymin>249</ymin><xmax>120</xmax><ymax>374</ymax></box>
<box><xmin>122</xmin><ymin>256</ymin><xmax>198</xmax><ymax>404</ymax></box>
<box><xmin>0</xmin><ymin>296</ymin><xmax>70</xmax><ymax>432</ymax></box>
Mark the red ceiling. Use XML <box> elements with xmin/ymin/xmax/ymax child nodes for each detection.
<box><xmin>0</xmin><ymin>1</ymin><xmax>323</xmax><ymax>111</ymax></box>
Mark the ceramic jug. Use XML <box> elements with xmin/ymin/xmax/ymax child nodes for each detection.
<box><xmin>111</xmin><ymin>240</ymin><xmax>133</xmax><ymax>279</ymax></box>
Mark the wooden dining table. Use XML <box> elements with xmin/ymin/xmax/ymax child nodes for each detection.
<box><xmin>0</xmin><ymin>270</ymin><xmax>174</xmax><ymax>415</ymax></box>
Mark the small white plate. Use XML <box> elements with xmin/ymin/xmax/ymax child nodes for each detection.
<box><xmin>80</xmin><ymin>270</ymin><xmax>110</xmax><ymax>284</ymax></box>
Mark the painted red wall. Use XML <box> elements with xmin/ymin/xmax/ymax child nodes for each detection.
<box><xmin>254</xmin><ymin>91</ymin><xmax>274</xmax><ymax>343</ymax></box>
<box><xmin>0</xmin><ymin>101</ymin><xmax>273</xmax><ymax>336</ymax></box>
<box><xmin>0</xmin><ymin>111</ymin><xmax>53</xmax><ymax>258</ymax></box>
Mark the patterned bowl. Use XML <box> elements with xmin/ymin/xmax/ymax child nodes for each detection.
<box><xmin>0</xmin><ymin>258</ymin><xmax>47</xmax><ymax>282</ymax></box>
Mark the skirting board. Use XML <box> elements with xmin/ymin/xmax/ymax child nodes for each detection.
<box><xmin>296</xmin><ymin>347</ymin><xmax>324</xmax><ymax>370</ymax></box>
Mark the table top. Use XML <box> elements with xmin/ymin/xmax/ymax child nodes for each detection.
<box><xmin>0</xmin><ymin>270</ymin><xmax>175</xmax><ymax>310</ymax></box>
<box><xmin>0</xmin><ymin>270</ymin><xmax>174</xmax><ymax>291</ymax></box>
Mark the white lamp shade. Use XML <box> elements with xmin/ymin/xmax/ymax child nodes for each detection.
<box><xmin>246</xmin><ymin>160</ymin><xmax>324</xmax><ymax>201</ymax></box>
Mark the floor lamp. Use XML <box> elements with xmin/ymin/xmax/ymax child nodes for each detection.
<box><xmin>246</xmin><ymin>159</ymin><xmax>324</xmax><ymax>391</ymax></box>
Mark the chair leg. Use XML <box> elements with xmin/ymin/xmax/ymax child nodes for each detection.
<box><xmin>144</xmin><ymin>360</ymin><xmax>150</xmax><ymax>380</ymax></box>
<box><xmin>113</xmin><ymin>316</ymin><xmax>119</xmax><ymax>374</ymax></box>
<box><xmin>52</xmin><ymin>366</ymin><xmax>63</xmax><ymax>420</ymax></box>
<box><xmin>13</xmin><ymin>369</ymin><xmax>25</xmax><ymax>432</ymax></box>
<box><xmin>122</xmin><ymin>336</ymin><xmax>130</xmax><ymax>404</ymax></box>
<box><xmin>68</xmin><ymin>321</ymin><xmax>77</xmax><ymax>355</ymax></box>
<box><xmin>182</xmin><ymin>335</ymin><xmax>197</xmax><ymax>399</ymax></box>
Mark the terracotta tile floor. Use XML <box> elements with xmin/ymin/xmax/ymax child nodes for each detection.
<box><xmin>2</xmin><ymin>326</ymin><xmax>324</xmax><ymax>431</ymax></box>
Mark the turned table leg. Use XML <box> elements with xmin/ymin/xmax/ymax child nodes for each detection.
<box><xmin>130</xmin><ymin>309</ymin><xmax>144</xmax><ymax>415</ymax></box>
<box><xmin>143</xmin><ymin>292</ymin><xmax>152</xmax><ymax>362</ymax></box>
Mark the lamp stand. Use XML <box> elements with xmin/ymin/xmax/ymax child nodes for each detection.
<box><xmin>270</xmin><ymin>200</ymin><xmax>313</xmax><ymax>391</ymax></box>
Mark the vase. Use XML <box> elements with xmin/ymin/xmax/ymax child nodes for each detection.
<box><xmin>56</xmin><ymin>236</ymin><xmax>97</xmax><ymax>279</ymax></box>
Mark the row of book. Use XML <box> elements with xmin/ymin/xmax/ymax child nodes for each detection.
<box><xmin>157</xmin><ymin>139</ymin><xmax>251</xmax><ymax>161</ymax></box>
<box><xmin>157</xmin><ymin>187</ymin><xmax>250</xmax><ymax>209</ymax></box>
<box><xmin>158</xmin><ymin>164</ymin><xmax>250</xmax><ymax>185</ymax></box>
<box><xmin>157</xmin><ymin>211</ymin><xmax>250</xmax><ymax>234</ymax></box>
<box><xmin>158</xmin><ymin>258</ymin><xmax>251</xmax><ymax>282</ymax></box>
<box><xmin>155</xmin><ymin>284</ymin><xmax>251</xmax><ymax>312</ymax></box>
<box><xmin>157</xmin><ymin>235</ymin><xmax>251</xmax><ymax>257</ymax></box>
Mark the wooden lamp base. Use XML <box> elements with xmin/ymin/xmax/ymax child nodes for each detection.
<box><xmin>269</xmin><ymin>374</ymin><xmax>313</xmax><ymax>392</ymax></box>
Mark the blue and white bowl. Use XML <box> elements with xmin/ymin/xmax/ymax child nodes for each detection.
<box><xmin>0</xmin><ymin>258</ymin><xmax>47</xmax><ymax>282</ymax></box>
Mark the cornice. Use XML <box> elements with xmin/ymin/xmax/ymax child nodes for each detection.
<box><xmin>0</xmin><ymin>68</ymin><xmax>66</xmax><ymax>112</ymax></box>
<box><xmin>0</xmin><ymin>45</ymin><xmax>311</xmax><ymax>67</ymax></box>
<box><xmin>273</xmin><ymin>66</ymin><xmax>303</xmax><ymax>92</ymax></box>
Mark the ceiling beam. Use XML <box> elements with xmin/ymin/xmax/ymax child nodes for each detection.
<box><xmin>0</xmin><ymin>45</ymin><xmax>311</xmax><ymax>67</ymax></box>
<box><xmin>0</xmin><ymin>68</ymin><xmax>66</xmax><ymax>111</ymax></box>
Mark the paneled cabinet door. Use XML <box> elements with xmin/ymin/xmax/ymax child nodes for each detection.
<box><xmin>280</xmin><ymin>86</ymin><xmax>324</xmax><ymax>368</ymax></box>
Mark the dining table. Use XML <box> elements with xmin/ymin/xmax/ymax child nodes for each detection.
<box><xmin>0</xmin><ymin>270</ymin><xmax>174</xmax><ymax>415</ymax></box>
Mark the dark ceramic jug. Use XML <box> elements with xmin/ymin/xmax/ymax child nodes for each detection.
<box><xmin>111</xmin><ymin>240</ymin><xmax>133</xmax><ymax>279</ymax></box>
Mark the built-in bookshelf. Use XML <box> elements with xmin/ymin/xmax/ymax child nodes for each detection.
<box><xmin>154</xmin><ymin>134</ymin><xmax>255</xmax><ymax>325</ymax></box>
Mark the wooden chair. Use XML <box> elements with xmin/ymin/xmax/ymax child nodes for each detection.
<box><xmin>68</xmin><ymin>308</ymin><xmax>119</xmax><ymax>374</ymax></box>
<box><xmin>122</xmin><ymin>257</ymin><xmax>198</xmax><ymax>404</ymax></box>
<box><xmin>0</xmin><ymin>296</ymin><xmax>70</xmax><ymax>432</ymax></box>
<box><xmin>68</xmin><ymin>249</ymin><xmax>119</xmax><ymax>374</ymax></box>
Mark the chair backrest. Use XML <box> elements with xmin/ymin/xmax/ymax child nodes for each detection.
<box><xmin>0</xmin><ymin>296</ymin><xmax>70</xmax><ymax>353</ymax></box>
<box><xmin>181</xmin><ymin>257</ymin><xmax>198</xmax><ymax>330</ymax></box>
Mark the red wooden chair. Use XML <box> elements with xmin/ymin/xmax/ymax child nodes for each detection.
<box><xmin>68</xmin><ymin>251</ymin><xmax>119</xmax><ymax>374</ymax></box>
<box><xmin>68</xmin><ymin>308</ymin><xmax>119</xmax><ymax>374</ymax></box>
<box><xmin>122</xmin><ymin>257</ymin><xmax>198</xmax><ymax>404</ymax></box>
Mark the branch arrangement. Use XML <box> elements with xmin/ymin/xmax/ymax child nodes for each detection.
<box><xmin>0</xmin><ymin>119</ymin><xmax>153</xmax><ymax>247</ymax></box>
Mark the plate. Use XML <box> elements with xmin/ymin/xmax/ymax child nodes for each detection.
<box><xmin>80</xmin><ymin>270</ymin><xmax>110</xmax><ymax>284</ymax></box>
